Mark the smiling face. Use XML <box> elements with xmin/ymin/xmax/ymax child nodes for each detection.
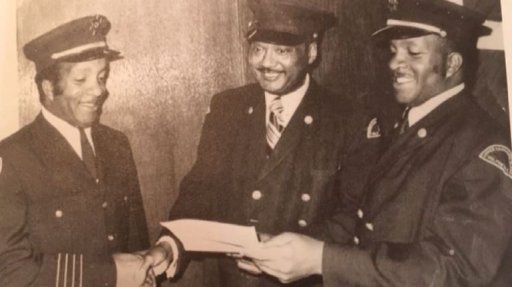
<box><xmin>43</xmin><ymin>58</ymin><xmax>110</xmax><ymax>128</ymax></box>
<box><xmin>248</xmin><ymin>41</ymin><xmax>317</xmax><ymax>95</ymax></box>
<box><xmin>388</xmin><ymin>34</ymin><xmax>449</xmax><ymax>107</ymax></box>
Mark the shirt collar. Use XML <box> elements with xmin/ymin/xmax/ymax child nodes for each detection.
<box><xmin>408</xmin><ymin>83</ymin><xmax>465</xmax><ymax>127</ymax></box>
<box><xmin>264</xmin><ymin>74</ymin><xmax>310</xmax><ymax>127</ymax></box>
<box><xmin>41</xmin><ymin>106</ymin><xmax>94</xmax><ymax>158</ymax></box>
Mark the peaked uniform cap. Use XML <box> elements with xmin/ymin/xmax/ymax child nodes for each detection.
<box><xmin>372</xmin><ymin>0</ymin><xmax>491</xmax><ymax>44</ymax></box>
<box><xmin>23</xmin><ymin>15</ymin><xmax>121</xmax><ymax>72</ymax></box>
<box><xmin>247</xmin><ymin>0</ymin><xmax>337</xmax><ymax>45</ymax></box>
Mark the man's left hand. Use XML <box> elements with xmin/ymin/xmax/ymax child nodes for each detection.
<box><xmin>243</xmin><ymin>232</ymin><xmax>324</xmax><ymax>284</ymax></box>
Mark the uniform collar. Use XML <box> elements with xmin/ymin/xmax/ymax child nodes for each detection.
<box><xmin>264</xmin><ymin>74</ymin><xmax>310</xmax><ymax>127</ymax></box>
<box><xmin>41</xmin><ymin>106</ymin><xmax>95</xmax><ymax>158</ymax></box>
<box><xmin>408</xmin><ymin>83</ymin><xmax>465</xmax><ymax>127</ymax></box>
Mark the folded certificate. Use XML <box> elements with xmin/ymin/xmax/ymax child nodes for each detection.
<box><xmin>160</xmin><ymin>219</ymin><xmax>260</xmax><ymax>253</ymax></box>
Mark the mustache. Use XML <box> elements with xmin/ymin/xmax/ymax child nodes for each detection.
<box><xmin>256</xmin><ymin>67</ymin><xmax>282</xmax><ymax>73</ymax></box>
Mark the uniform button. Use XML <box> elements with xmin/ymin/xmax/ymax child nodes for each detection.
<box><xmin>252</xmin><ymin>190</ymin><xmax>262</xmax><ymax>200</ymax></box>
<box><xmin>107</xmin><ymin>234</ymin><xmax>115</xmax><ymax>241</ymax></box>
<box><xmin>304</xmin><ymin>115</ymin><xmax>314</xmax><ymax>125</ymax></box>
<box><xmin>124</xmin><ymin>196</ymin><xmax>128</xmax><ymax>202</ymax></box>
<box><xmin>353</xmin><ymin>236</ymin><xmax>360</xmax><ymax>245</ymax></box>
<box><xmin>55</xmin><ymin>210</ymin><xmax>63</xmax><ymax>218</ymax></box>
<box><xmin>298</xmin><ymin>219</ymin><xmax>308</xmax><ymax>227</ymax></box>
<box><xmin>248</xmin><ymin>107</ymin><xmax>254</xmax><ymax>115</ymax></box>
<box><xmin>417</xmin><ymin>128</ymin><xmax>427</xmax><ymax>138</ymax></box>
<box><xmin>357</xmin><ymin>209</ymin><xmax>364</xmax><ymax>219</ymax></box>
<box><xmin>95</xmin><ymin>178</ymin><xmax>100</xmax><ymax>184</ymax></box>
<box><xmin>301</xmin><ymin>193</ymin><xmax>311</xmax><ymax>202</ymax></box>
<box><xmin>365</xmin><ymin>222</ymin><xmax>374</xmax><ymax>231</ymax></box>
<box><xmin>102</xmin><ymin>201</ymin><xmax>108</xmax><ymax>208</ymax></box>
<box><xmin>394</xmin><ymin>122</ymin><xmax>399</xmax><ymax>129</ymax></box>
<box><xmin>448</xmin><ymin>249</ymin><xmax>455</xmax><ymax>256</ymax></box>
<box><xmin>249</xmin><ymin>218</ymin><xmax>259</xmax><ymax>223</ymax></box>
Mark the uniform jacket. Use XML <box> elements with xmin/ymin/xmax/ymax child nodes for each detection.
<box><xmin>321</xmin><ymin>91</ymin><xmax>512</xmax><ymax>287</ymax></box>
<box><xmin>0</xmin><ymin>114</ymin><xmax>149</xmax><ymax>287</ymax></box>
<box><xmin>167</xmin><ymin>81</ymin><xmax>380</xmax><ymax>287</ymax></box>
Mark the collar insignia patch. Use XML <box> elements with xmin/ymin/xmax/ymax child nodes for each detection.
<box><xmin>479</xmin><ymin>145</ymin><xmax>512</xmax><ymax>179</ymax></box>
<box><xmin>388</xmin><ymin>0</ymin><xmax>399</xmax><ymax>11</ymax></box>
<box><xmin>367</xmin><ymin>118</ymin><xmax>381</xmax><ymax>139</ymax></box>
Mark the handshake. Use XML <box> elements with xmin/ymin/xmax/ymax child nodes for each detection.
<box><xmin>112</xmin><ymin>242</ymin><xmax>175</xmax><ymax>287</ymax></box>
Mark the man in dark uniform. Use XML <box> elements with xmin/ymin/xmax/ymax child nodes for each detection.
<box><xmin>144</xmin><ymin>0</ymin><xmax>380</xmax><ymax>286</ymax></box>
<box><xmin>0</xmin><ymin>15</ymin><xmax>152</xmax><ymax>287</ymax></box>
<box><xmin>242</xmin><ymin>0</ymin><xmax>512</xmax><ymax>286</ymax></box>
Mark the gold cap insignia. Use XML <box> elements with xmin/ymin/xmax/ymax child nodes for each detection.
<box><xmin>388</xmin><ymin>0</ymin><xmax>399</xmax><ymax>12</ymax></box>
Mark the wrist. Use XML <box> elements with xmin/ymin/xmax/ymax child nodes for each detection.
<box><xmin>314</xmin><ymin>241</ymin><xmax>325</xmax><ymax>275</ymax></box>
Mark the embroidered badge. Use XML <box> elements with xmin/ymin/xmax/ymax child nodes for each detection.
<box><xmin>89</xmin><ymin>15</ymin><xmax>103</xmax><ymax>36</ymax></box>
<box><xmin>479</xmin><ymin>145</ymin><xmax>512</xmax><ymax>179</ymax></box>
<box><xmin>388</xmin><ymin>0</ymin><xmax>399</xmax><ymax>11</ymax></box>
<box><xmin>366</xmin><ymin>118</ymin><xmax>381</xmax><ymax>139</ymax></box>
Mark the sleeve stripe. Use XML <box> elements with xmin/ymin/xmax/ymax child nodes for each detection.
<box><xmin>63</xmin><ymin>253</ymin><xmax>69</xmax><ymax>287</ymax></box>
<box><xmin>55</xmin><ymin>253</ymin><xmax>61</xmax><ymax>287</ymax></box>
<box><xmin>79</xmin><ymin>254</ymin><xmax>83</xmax><ymax>287</ymax></box>
<box><xmin>71</xmin><ymin>254</ymin><xmax>76</xmax><ymax>287</ymax></box>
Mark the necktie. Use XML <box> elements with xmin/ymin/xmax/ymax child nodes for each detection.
<box><xmin>266</xmin><ymin>96</ymin><xmax>285</xmax><ymax>151</ymax></box>
<box><xmin>399</xmin><ymin>107</ymin><xmax>411</xmax><ymax>135</ymax></box>
<box><xmin>79</xmin><ymin>128</ymin><xmax>97</xmax><ymax>179</ymax></box>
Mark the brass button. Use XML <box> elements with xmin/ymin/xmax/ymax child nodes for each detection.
<box><xmin>102</xmin><ymin>201</ymin><xmax>108</xmax><ymax>208</ymax></box>
<box><xmin>55</xmin><ymin>210</ymin><xmax>63</xmax><ymax>218</ymax></box>
<box><xmin>107</xmin><ymin>234</ymin><xmax>115</xmax><ymax>241</ymax></box>
<box><xmin>252</xmin><ymin>190</ymin><xmax>262</xmax><ymax>200</ymax></box>
<box><xmin>124</xmin><ymin>196</ymin><xmax>128</xmax><ymax>202</ymax></box>
<box><xmin>301</xmin><ymin>193</ymin><xmax>311</xmax><ymax>202</ymax></box>
<box><xmin>304</xmin><ymin>115</ymin><xmax>314</xmax><ymax>125</ymax></box>
<box><xmin>417</xmin><ymin>128</ymin><xmax>427</xmax><ymax>138</ymax></box>
<box><xmin>95</xmin><ymin>178</ymin><xmax>100</xmax><ymax>184</ymax></box>
<box><xmin>353</xmin><ymin>236</ymin><xmax>360</xmax><ymax>245</ymax></box>
<box><xmin>298</xmin><ymin>219</ymin><xmax>308</xmax><ymax>227</ymax></box>
<box><xmin>365</xmin><ymin>222</ymin><xmax>374</xmax><ymax>231</ymax></box>
<box><xmin>449</xmin><ymin>249</ymin><xmax>455</xmax><ymax>256</ymax></box>
<box><xmin>357</xmin><ymin>209</ymin><xmax>364</xmax><ymax>219</ymax></box>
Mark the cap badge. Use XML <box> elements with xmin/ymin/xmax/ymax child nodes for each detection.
<box><xmin>89</xmin><ymin>15</ymin><xmax>103</xmax><ymax>36</ymax></box>
<box><xmin>388</xmin><ymin>0</ymin><xmax>399</xmax><ymax>11</ymax></box>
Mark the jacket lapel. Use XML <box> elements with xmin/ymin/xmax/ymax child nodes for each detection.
<box><xmin>29</xmin><ymin>114</ymin><xmax>96</xmax><ymax>190</ymax></box>
<box><xmin>368</xmin><ymin>92</ymin><xmax>467</xmax><ymax>186</ymax></box>
<box><xmin>257</xmin><ymin>81</ymin><xmax>320</xmax><ymax>182</ymax></box>
<box><xmin>232</xmin><ymin>88</ymin><xmax>268</xmax><ymax>186</ymax></box>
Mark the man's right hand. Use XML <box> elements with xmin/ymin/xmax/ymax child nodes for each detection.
<box><xmin>144</xmin><ymin>241</ymin><xmax>174</xmax><ymax>276</ymax></box>
<box><xmin>112</xmin><ymin>253</ymin><xmax>155</xmax><ymax>287</ymax></box>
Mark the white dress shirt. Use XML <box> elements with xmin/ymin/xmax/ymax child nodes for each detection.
<box><xmin>41</xmin><ymin>106</ymin><xmax>95</xmax><ymax>159</ymax></box>
<box><xmin>264</xmin><ymin>73</ymin><xmax>310</xmax><ymax>128</ymax></box>
<box><xmin>408</xmin><ymin>83</ymin><xmax>465</xmax><ymax>127</ymax></box>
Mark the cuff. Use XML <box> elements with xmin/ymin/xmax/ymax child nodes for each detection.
<box><xmin>156</xmin><ymin>236</ymin><xmax>180</xmax><ymax>278</ymax></box>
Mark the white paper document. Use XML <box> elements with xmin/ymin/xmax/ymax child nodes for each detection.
<box><xmin>160</xmin><ymin>219</ymin><xmax>260</xmax><ymax>253</ymax></box>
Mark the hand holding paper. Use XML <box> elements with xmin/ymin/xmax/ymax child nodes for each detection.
<box><xmin>160</xmin><ymin>219</ymin><xmax>261</xmax><ymax>254</ymax></box>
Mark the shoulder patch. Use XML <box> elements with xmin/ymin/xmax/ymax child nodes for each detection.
<box><xmin>366</xmin><ymin>118</ymin><xmax>381</xmax><ymax>139</ymax></box>
<box><xmin>479</xmin><ymin>145</ymin><xmax>512</xmax><ymax>179</ymax></box>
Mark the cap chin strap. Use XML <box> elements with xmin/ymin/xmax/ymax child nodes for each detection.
<box><xmin>51</xmin><ymin>41</ymin><xmax>107</xmax><ymax>60</ymax></box>
<box><xmin>386</xmin><ymin>19</ymin><xmax>447</xmax><ymax>37</ymax></box>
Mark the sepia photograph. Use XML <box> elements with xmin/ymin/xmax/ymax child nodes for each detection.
<box><xmin>1</xmin><ymin>0</ymin><xmax>512</xmax><ymax>286</ymax></box>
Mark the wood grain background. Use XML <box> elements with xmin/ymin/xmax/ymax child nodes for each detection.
<box><xmin>16</xmin><ymin>0</ymin><xmax>508</xmax><ymax>285</ymax></box>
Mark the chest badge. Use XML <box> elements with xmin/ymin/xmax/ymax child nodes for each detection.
<box><xmin>479</xmin><ymin>144</ymin><xmax>512</xmax><ymax>179</ymax></box>
<box><xmin>366</xmin><ymin>118</ymin><xmax>381</xmax><ymax>139</ymax></box>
